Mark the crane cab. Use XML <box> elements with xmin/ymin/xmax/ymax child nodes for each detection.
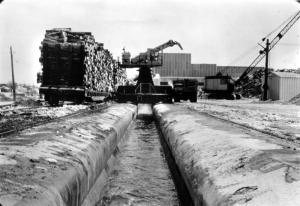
<box><xmin>203</xmin><ymin>75</ymin><xmax>238</xmax><ymax>99</ymax></box>
<box><xmin>122</xmin><ymin>51</ymin><xmax>131</xmax><ymax>64</ymax></box>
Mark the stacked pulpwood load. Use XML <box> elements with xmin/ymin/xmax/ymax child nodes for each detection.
<box><xmin>39</xmin><ymin>28</ymin><xmax>127</xmax><ymax>95</ymax></box>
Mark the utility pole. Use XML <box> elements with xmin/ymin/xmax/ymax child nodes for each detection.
<box><xmin>263</xmin><ymin>39</ymin><xmax>270</xmax><ymax>101</ymax></box>
<box><xmin>10</xmin><ymin>46</ymin><xmax>16</xmax><ymax>102</ymax></box>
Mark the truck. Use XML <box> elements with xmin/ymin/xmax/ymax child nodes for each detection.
<box><xmin>173</xmin><ymin>79</ymin><xmax>198</xmax><ymax>102</ymax></box>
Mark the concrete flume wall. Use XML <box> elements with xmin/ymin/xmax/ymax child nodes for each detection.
<box><xmin>154</xmin><ymin>104</ymin><xmax>300</xmax><ymax>206</ymax></box>
<box><xmin>0</xmin><ymin>104</ymin><xmax>136</xmax><ymax>206</ymax></box>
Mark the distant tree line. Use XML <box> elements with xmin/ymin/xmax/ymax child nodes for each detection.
<box><xmin>276</xmin><ymin>68</ymin><xmax>300</xmax><ymax>73</ymax></box>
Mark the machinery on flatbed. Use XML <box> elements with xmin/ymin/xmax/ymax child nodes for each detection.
<box><xmin>173</xmin><ymin>79</ymin><xmax>198</xmax><ymax>102</ymax></box>
<box><xmin>116</xmin><ymin>40</ymin><xmax>183</xmax><ymax>103</ymax></box>
<box><xmin>203</xmin><ymin>10</ymin><xmax>300</xmax><ymax>99</ymax></box>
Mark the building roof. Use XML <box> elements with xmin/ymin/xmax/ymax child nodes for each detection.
<box><xmin>0</xmin><ymin>85</ymin><xmax>10</xmax><ymax>89</ymax></box>
<box><xmin>272</xmin><ymin>72</ymin><xmax>300</xmax><ymax>78</ymax></box>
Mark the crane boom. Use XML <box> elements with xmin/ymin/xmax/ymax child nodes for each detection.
<box><xmin>235</xmin><ymin>51</ymin><xmax>265</xmax><ymax>85</ymax></box>
<box><xmin>152</xmin><ymin>40</ymin><xmax>183</xmax><ymax>53</ymax></box>
<box><xmin>269</xmin><ymin>10</ymin><xmax>300</xmax><ymax>50</ymax></box>
<box><xmin>130</xmin><ymin>40</ymin><xmax>183</xmax><ymax>65</ymax></box>
<box><xmin>236</xmin><ymin>10</ymin><xmax>300</xmax><ymax>85</ymax></box>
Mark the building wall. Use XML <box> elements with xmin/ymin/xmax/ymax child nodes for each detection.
<box><xmin>268</xmin><ymin>73</ymin><xmax>300</xmax><ymax>101</ymax></box>
<box><xmin>191</xmin><ymin>64</ymin><xmax>217</xmax><ymax>77</ymax></box>
<box><xmin>153</xmin><ymin>53</ymin><xmax>191</xmax><ymax>77</ymax></box>
<box><xmin>268</xmin><ymin>75</ymin><xmax>280</xmax><ymax>100</ymax></box>
<box><xmin>153</xmin><ymin>53</ymin><xmax>251</xmax><ymax>81</ymax></box>
<box><xmin>279</xmin><ymin>77</ymin><xmax>300</xmax><ymax>101</ymax></box>
<box><xmin>158</xmin><ymin>76</ymin><xmax>205</xmax><ymax>86</ymax></box>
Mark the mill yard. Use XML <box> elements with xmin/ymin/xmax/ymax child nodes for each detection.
<box><xmin>1</xmin><ymin>1</ymin><xmax>300</xmax><ymax>206</ymax></box>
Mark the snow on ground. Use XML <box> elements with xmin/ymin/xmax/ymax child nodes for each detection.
<box><xmin>155</xmin><ymin>104</ymin><xmax>300</xmax><ymax>206</ymax></box>
<box><xmin>35</xmin><ymin>104</ymin><xmax>89</xmax><ymax>118</ymax></box>
<box><xmin>0</xmin><ymin>104</ymin><xmax>90</xmax><ymax>133</ymax></box>
<box><xmin>0</xmin><ymin>101</ymin><xmax>13</xmax><ymax>106</ymax></box>
<box><xmin>183</xmin><ymin>99</ymin><xmax>300</xmax><ymax>145</ymax></box>
<box><xmin>0</xmin><ymin>104</ymin><xmax>89</xmax><ymax>118</ymax></box>
<box><xmin>0</xmin><ymin>104</ymin><xmax>136</xmax><ymax>206</ymax></box>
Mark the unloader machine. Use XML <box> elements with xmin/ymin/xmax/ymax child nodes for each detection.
<box><xmin>116</xmin><ymin>40</ymin><xmax>183</xmax><ymax>103</ymax></box>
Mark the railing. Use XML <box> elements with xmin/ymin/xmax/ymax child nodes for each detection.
<box><xmin>135</xmin><ymin>83</ymin><xmax>156</xmax><ymax>94</ymax></box>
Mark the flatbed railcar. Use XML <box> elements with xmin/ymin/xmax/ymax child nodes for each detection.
<box><xmin>38</xmin><ymin>28</ymin><xmax>122</xmax><ymax>106</ymax></box>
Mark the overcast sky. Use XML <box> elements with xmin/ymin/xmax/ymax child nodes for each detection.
<box><xmin>0</xmin><ymin>0</ymin><xmax>300</xmax><ymax>84</ymax></box>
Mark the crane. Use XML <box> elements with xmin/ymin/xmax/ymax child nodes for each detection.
<box><xmin>120</xmin><ymin>40</ymin><xmax>182</xmax><ymax>85</ymax></box>
<box><xmin>236</xmin><ymin>10</ymin><xmax>300</xmax><ymax>87</ymax></box>
<box><xmin>130</xmin><ymin>40</ymin><xmax>182</xmax><ymax>65</ymax></box>
<box><xmin>116</xmin><ymin>40</ymin><xmax>183</xmax><ymax>103</ymax></box>
<box><xmin>204</xmin><ymin>9</ymin><xmax>300</xmax><ymax>100</ymax></box>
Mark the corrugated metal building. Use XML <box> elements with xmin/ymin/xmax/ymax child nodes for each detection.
<box><xmin>153</xmin><ymin>53</ymin><xmax>191</xmax><ymax>77</ymax></box>
<box><xmin>268</xmin><ymin>72</ymin><xmax>300</xmax><ymax>101</ymax></box>
<box><xmin>216</xmin><ymin>66</ymin><xmax>249</xmax><ymax>78</ymax></box>
<box><xmin>191</xmin><ymin>64</ymin><xmax>217</xmax><ymax>77</ymax></box>
<box><xmin>152</xmin><ymin>53</ymin><xmax>249</xmax><ymax>81</ymax></box>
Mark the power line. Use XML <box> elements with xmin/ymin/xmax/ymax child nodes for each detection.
<box><xmin>226</xmin><ymin>44</ymin><xmax>259</xmax><ymax>66</ymax></box>
<box><xmin>277</xmin><ymin>42</ymin><xmax>300</xmax><ymax>46</ymax></box>
<box><xmin>262</xmin><ymin>10</ymin><xmax>298</xmax><ymax>41</ymax></box>
<box><xmin>227</xmin><ymin>11</ymin><xmax>300</xmax><ymax>69</ymax></box>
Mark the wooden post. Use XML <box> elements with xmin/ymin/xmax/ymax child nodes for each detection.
<box><xmin>10</xmin><ymin>46</ymin><xmax>16</xmax><ymax>102</ymax></box>
<box><xmin>263</xmin><ymin>39</ymin><xmax>270</xmax><ymax>101</ymax></box>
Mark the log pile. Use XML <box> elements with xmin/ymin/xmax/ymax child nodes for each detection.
<box><xmin>40</xmin><ymin>28</ymin><xmax>127</xmax><ymax>92</ymax></box>
<box><xmin>237</xmin><ymin>69</ymin><xmax>264</xmax><ymax>97</ymax></box>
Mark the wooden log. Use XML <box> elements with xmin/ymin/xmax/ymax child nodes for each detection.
<box><xmin>40</xmin><ymin>28</ymin><xmax>128</xmax><ymax>92</ymax></box>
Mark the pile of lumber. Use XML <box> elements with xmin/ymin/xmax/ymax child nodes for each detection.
<box><xmin>40</xmin><ymin>28</ymin><xmax>127</xmax><ymax>92</ymax></box>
